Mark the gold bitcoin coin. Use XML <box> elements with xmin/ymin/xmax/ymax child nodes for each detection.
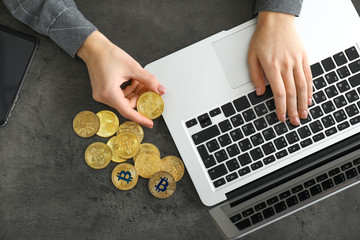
<box><xmin>134</xmin><ymin>143</ymin><xmax>160</xmax><ymax>162</ymax></box>
<box><xmin>136</xmin><ymin>91</ymin><xmax>164</xmax><ymax>119</ymax></box>
<box><xmin>134</xmin><ymin>152</ymin><xmax>162</xmax><ymax>178</ymax></box>
<box><xmin>161</xmin><ymin>156</ymin><xmax>185</xmax><ymax>182</ymax></box>
<box><xmin>84</xmin><ymin>142</ymin><xmax>112</xmax><ymax>169</ymax></box>
<box><xmin>111</xmin><ymin>163</ymin><xmax>139</xmax><ymax>190</ymax></box>
<box><xmin>96</xmin><ymin>110</ymin><xmax>119</xmax><ymax>137</ymax></box>
<box><xmin>113</xmin><ymin>132</ymin><xmax>140</xmax><ymax>159</ymax></box>
<box><xmin>117</xmin><ymin>121</ymin><xmax>144</xmax><ymax>142</ymax></box>
<box><xmin>107</xmin><ymin>136</ymin><xmax>127</xmax><ymax>163</ymax></box>
<box><xmin>148</xmin><ymin>171</ymin><xmax>176</xmax><ymax>199</ymax></box>
<box><xmin>73</xmin><ymin>111</ymin><xmax>100</xmax><ymax>138</ymax></box>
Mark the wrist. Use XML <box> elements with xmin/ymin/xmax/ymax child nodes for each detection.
<box><xmin>77</xmin><ymin>30</ymin><xmax>113</xmax><ymax>63</ymax></box>
<box><xmin>257</xmin><ymin>11</ymin><xmax>295</xmax><ymax>27</ymax></box>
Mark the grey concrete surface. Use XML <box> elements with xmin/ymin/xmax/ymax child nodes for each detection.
<box><xmin>0</xmin><ymin>0</ymin><xmax>360</xmax><ymax>239</ymax></box>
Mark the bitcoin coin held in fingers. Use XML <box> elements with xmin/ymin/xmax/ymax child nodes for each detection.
<box><xmin>112</xmin><ymin>163</ymin><xmax>139</xmax><ymax>190</ymax></box>
<box><xmin>96</xmin><ymin>110</ymin><xmax>119</xmax><ymax>137</ymax></box>
<box><xmin>148</xmin><ymin>171</ymin><xmax>176</xmax><ymax>199</ymax></box>
<box><xmin>133</xmin><ymin>143</ymin><xmax>160</xmax><ymax>162</ymax></box>
<box><xmin>135</xmin><ymin>152</ymin><xmax>162</xmax><ymax>178</ymax></box>
<box><xmin>84</xmin><ymin>142</ymin><xmax>112</xmax><ymax>169</ymax></box>
<box><xmin>73</xmin><ymin>111</ymin><xmax>100</xmax><ymax>138</ymax></box>
<box><xmin>107</xmin><ymin>136</ymin><xmax>127</xmax><ymax>163</ymax></box>
<box><xmin>161</xmin><ymin>156</ymin><xmax>185</xmax><ymax>182</ymax></box>
<box><xmin>117</xmin><ymin>121</ymin><xmax>144</xmax><ymax>142</ymax></box>
<box><xmin>113</xmin><ymin>132</ymin><xmax>140</xmax><ymax>159</ymax></box>
<box><xmin>136</xmin><ymin>91</ymin><xmax>164</xmax><ymax>119</ymax></box>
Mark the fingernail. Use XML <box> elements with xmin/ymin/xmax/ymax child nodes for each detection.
<box><xmin>157</xmin><ymin>84</ymin><xmax>167</xmax><ymax>94</ymax></box>
<box><xmin>280</xmin><ymin>114</ymin><xmax>286</xmax><ymax>122</ymax></box>
<box><xmin>293</xmin><ymin>116</ymin><xmax>300</xmax><ymax>126</ymax></box>
<box><xmin>300</xmin><ymin>110</ymin><xmax>308</xmax><ymax>119</ymax></box>
<box><xmin>256</xmin><ymin>87</ymin><xmax>262</xmax><ymax>96</ymax></box>
<box><xmin>308</xmin><ymin>97</ymin><xmax>312</xmax><ymax>106</ymax></box>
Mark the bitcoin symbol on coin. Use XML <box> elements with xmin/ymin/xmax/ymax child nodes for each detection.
<box><xmin>116</xmin><ymin>171</ymin><xmax>133</xmax><ymax>184</ymax></box>
<box><xmin>155</xmin><ymin>177</ymin><xmax>169</xmax><ymax>192</ymax></box>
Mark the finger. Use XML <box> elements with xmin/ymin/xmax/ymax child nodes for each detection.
<box><xmin>126</xmin><ymin>93</ymin><xmax>138</xmax><ymax>108</ymax></box>
<box><xmin>303</xmin><ymin>54</ymin><xmax>313</xmax><ymax>105</ymax></box>
<box><xmin>282</xmin><ymin>70</ymin><xmax>300</xmax><ymax>126</ymax></box>
<box><xmin>123</xmin><ymin>80</ymin><xmax>139</xmax><ymax>97</ymax></box>
<box><xmin>294</xmin><ymin>64</ymin><xmax>308</xmax><ymax>119</ymax></box>
<box><xmin>109</xmin><ymin>90</ymin><xmax>154</xmax><ymax>128</ymax></box>
<box><xmin>248</xmin><ymin>51</ymin><xmax>266</xmax><ymax>95</ymax></box>
<box><xmin>132</xmin><ymin>66</ymin><xmax>166</xmax><ymax>95</ymax></box>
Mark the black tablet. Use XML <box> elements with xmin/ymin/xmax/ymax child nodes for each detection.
<box><xmin>0</xmin><ymin>24</ymin><xmax>38</xmax><ymax>127</ymax></box>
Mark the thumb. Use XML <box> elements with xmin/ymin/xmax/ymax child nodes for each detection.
<box><xmin>248</xmin><ymin>52</ymin><xmax>266</xmax><ymax>96</ymax></box>
<box><xmin>132</xmin><ymin>66</ymin><xmax>166</xmax><ymax>95</ymax></box>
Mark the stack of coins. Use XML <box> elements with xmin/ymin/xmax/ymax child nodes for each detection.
<box><xmin>73</xmin><ymin>91</ymin><xmax>184</xmax><ymax>199</ymax></box>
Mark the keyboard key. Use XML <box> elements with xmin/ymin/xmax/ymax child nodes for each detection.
<box><xmin>229</xmin><ymin>128</ymin><xmax>243</xmax><ymax>141</ymax></box>
<box><xmin>286</xmin><ymin>131</ymin><xmax>300</xmax><ymax>144</ymax></box>
<box><xmin>186</xmin><ymin>118</ymin><xmax>197</xmax><ymax>128</ymax></box>
<box><xmin>226</xmin><ymin>172</ymin><xmax>239</xmax><ymax>182</ymax></box>
<box><xmin>242</xmin><ymin>123</ymin><xmax>256</xmax><ymax>136</ymax></box>
<box><xmin>333</xmin><ymin>51</ymin><xmax>348</xmax><ymax>66</ymax></box>
<box><xmin>316</xmin><ymin>173</ymin><xmax>328</xmax><ymax>182</ymax></box>
<box><xmin>325</xmin><ymin>71</ymin><xmax>339</xmax><ymax>84</ymax></box>
<box><xmin>333</xmin><ymin>109</ymin><xmax>347</xmax><ymax>123</ymax></box>
<box><xmin>334</xmin><ymin>173</ymin><xmax>346</xmax><ymax>185</ymax></box>
<box><xmin>279</xmin><ymin>190</ymin><xmax>291</xmax><ymax>199</ymax></box>
<box><xmin>226</xmin><ymin>158</ymin><xmax>240</xmax><ymax>172</ymax></box>
<box><xmin>321</xmin><ymin>179</ymin><xmax>334</xmax><ymax>190</ymax></box>
<box><xmin>328</xmin><ymin>168</ymin><xmax>340</xmax><ymax>177</ymax></box>
<box><xmin>243</xmin><ymin>109</ymin><xmax>256</xmax><ymax>122</ymax></box>
<box><xmin>313</xmin><ymin>132</ymin><xmax>325</xmax><ymax>142</ymax></box>
<box><xmin>310</xmin><ymin>106</ymin><xmax>324</xmax><ymax>119</ymax></box>
<box><xmin>262</xmin><ymin>127</ymin><xmax>276</xmax><ymax>141</ymax></box>
<box><xmin>263</xmin><ymin>155</ymin><xmax>276</xmax><ymax>165</ymax></box>
<box><xmin>238</xmin><ymin>166</ymin><xmax>251</xmax><ymax>176</ymax></box>
<box><xmin>345</xmin><ymin>104</ymin><xmax>359</xmax><ymax>117</ymax></box>
<box><xmin>254</xmin><ymin>202</ymin><xmax>266</xmax><ymax>211</ymax></box>
<box><xmin>233</xmin><ymin>96</ymin><xmax>251</xmax><ymax>112</ymax></box>
<box><xmin>337</xmin><ymin>80</ymin><xmax>351</xmax><ymax>93</ymax></box>
<box><xmin>313</xmin><ymin>90</ymin><xmax>327</xmax><ymax>104</ymax></box>
<box><xmin>214</xmin><ymin>149</ymin><xmax>228</xmax><ymax>163</ymax></box>
<box><xmin>298</xmin><ymin>190</ymin><xmax>311</xmax><ymax>201</ymax></box>
<box><xmin>221</xmin><ymin>102</ymin><xmax>236</xmax><ymax>117</ymax></box>
<box><xmin>250</xmin><ymin>213</ymin><xmax>263</xmax><ymax>225</ymax></box>
<box><xmin>337</xmin><ymin>121</ymin><xmax>350</xmax><ymax>131</ymax></box>
<box><xmin>226</xmin><ymin>144</ymin><xmax>240</xmax><ymax>157</ymax></box>
<box><xmin>218</xmin><ymin>133</ymin><xmax>232</xmax><ymax>147</ymax></box>
<box><xmin>265</xmin><ymin>112</ymin><xmax>279</xmax><ymax>125</ymax></box>
<box><xmin>262</xmin><ymin>142</ymin><xmax>276</xmax><ymax>155</ymax></box>
<box><xmin>235</xmin><ymin>219</ymin><xmax>251</xmax><ymax>231</ymax></box>
<box><xmin>262</xmin><ymin>207</ymin><xmax>275</xmax><ymax>219</ymax></box>
<box><xmin>254</xmin><ymin>103</ymin><xmax>268</xmax><ymax>116</ymax></box>
<box><xmin>254</xmin><ymin>117</ymin><xmax>268</xmax><ymax>131</ymax></box>
<box><xmin>350</xmin><ymin>116</ymin><xmax>360</xmax><ymax>125</ymax></box>
<box><xmin>274</xmin><ymin>136</ymin><xmax>287</xmax><ymax>150</ymax></box>
<box><xmin>300</xmin><ymin>115</ymin><xmax>312</xmax><ymax>124</ymax></box>
<box><xmin>288</xmin><ymin>144</ymin><xmax>300</xmax><ymax>153</ymax></box>
<box><xmin>213</xmin><ymin>178</ymin><xmax>226</xmax><ymax>188</ymax></box>
<box><xmin>349</xmin><ymin>72</ymin><xmax>360</xmax><ymax>87</ymax></box>
<box><xmin>206</xmin><ymin>139</ymin><xmax>220</xmax><ymax>153</ymax></box>
<box><xmin>250</xmin><ymin>133</ymin><xmax>264</xmax><ymax>146</ymax></box>
<box><xmin>208</xmin><ymin>164</ymin><xmax>228</xmax><ymax>180</ymax></box>
<box><xmin>274</xmin><ymin>122</ymin><xmax>288</xmax><ymax>135</ymax></box>
<box><xmin>250</xmin><ymin>148</ymin><xmax>264</xmax><ymax>161</ymax></box>
<box><xmin>321</xmin><ymin>115</ymin><xmax>336</xmax><ymax>128</ymax></box>
<box><xmin>197</xmin><ymin>144</ymin><xmax>209</xmax><ymax>159</ymax></box>
<box><xmin>345</xmin><ymin>46</ymin><xmax>359</xmax><ymax>61</ymax></box>
<box><xmin>310</xmin><ymin>63</ymin><xmax>324</xmax><ymax>78</ymax></box>
<box><xmin>238</xmin><ymin>139</ymin><xmax>252</xmax><ymax>152</ymax></box>
<box><xmin>276</xmin><ymin>149</ymin><xmax>288</xmax><ymax>159</ymax></box>
<box><xmin>349</xmin><ymin>59</ymin><xmax>360</xmax><ymax>74</ymax></box>
<box><xmin>267</xmin><ymin>196</ymin><xmax>279</xmax><ymax>206</ymax></box>
<box><xmin>321</xmin><ymin>57</ymin><xmax>336</xmax><ymax>71</ymax></box>
<box><xmin>230</xmin><ymin>114</ymin><xmax>244</xmax><ymax>127</ymax></box>
<box><xmin>345</xmin><ymin>90</ymin><xmax>359</xmax><ymax>103</ymax></box>
<box><xmin>192</xmin><ymin>125</ymin><xmax>220</xmax><ymax>145</ymax></box>
<box><xmin>341</xmin><ymin>162</ymin><xmax>353</xmax><ymax>171</ymax></box>
<box><xmin>266</xmin><ymin>98</ymin><xmax>276</xmax><ymax>111</ymax></box>
<box><xmin>337</xmin><ymin>66</ymin><xmax>350</xmax><ymax>79</ymax></box>
<box><xmin>313</xmin><ymin>76</ymin><xmax>327</xmax><ymax>90</ymax></box>
<box><xmin>198</xmin><ymin>113</ymin><xmax>212</xmax><ymax>128</ymax></box>
<box><xmin>219</xmin><ymin>119</ymin><xmax>233</xmax><ymax>133</ymax></box>
<box><xmin>230</xmin><ymin>214</ymin><xmax>242</xmax><ymax>223</ymax></box>
<box><xmin>300</xmin><ymin>138</ymin><xmax>313</xmax><ymax>148</ymax></box>
<box><xmin>298</xmin><ymin>125</ymin><xmax>311</xmax><ymax>139</ymax></box>
<box><xmin>325</xmin><ymin>85</ymin><xmax>339</xmax><ymax>98</ymax></box>
<box><xmin>209</xmin><ymin>108</ymin><xmax>221</xmax><ymax>117</ymax></box>
<box><xmin>238</xmin><ymin>153</ymin><xmax>252</xmax><ymax>166</ymax></box>
<box><xmin>286</xmin><ymin>119</ymin><xmax>299</xmax><ymax>130</ymax></box>
<box><xmin>286</xmin><ymin>196</ymin><xmax>299</xmax><ymax>207</ymax></box>
<box><xmin>304</xmin><ymin>179</ymin><xmax>316</xmax><ymax>188</ymax></box>
<box><xmin>309</xmin><ymin>120</ymin><xmax>323</xmax><ymax>133</ymax></box>
<box><xmin>345</xmin><ymin>168</ymin><xmax>358</xmax><ymax>179</ymax></box>
<box><xmin>248</xmin><ymin>85</ymin><xmax>273</xmax><ymax>105</ymax></box>
<box><xmin>321</xmin><ymin>100</ymin><xmax>336</xmax><ymax>114</ymax></box>
<box><xmin>325</xmin><ymin>127</ymin><xmax>337</xmax><ymax>136</ymax></box>
<box><xmin>354</xmin><ymin>158</ymin><xmax>360</xmax><ymax>165</ymax></box>
<box><xmin>333</xmin><ymin>95</ymin><xmax>347</xmax><ymax>108</ymax></box>
<box><xmin>310</xmin><ymin>184</ymin><xmax>322</xmax><ymax>196</ymax></box>
<box><xmin>292</xmin><ymin>185</ymin><xmax>304</xmax><ymax>194</ymax></box>
<box><xmin>251</xmin><ymin>161</ymin><xmax>264</xmax><ymax>171</ymax></box>
<box><xmin>202</xmin><ymin>155</ymin><xmax>216</xmax><ymax>168</ymax></box>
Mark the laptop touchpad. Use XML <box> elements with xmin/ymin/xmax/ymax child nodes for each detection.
<box><xmin>212</xmin><ymin>24</ymin><xmax>256</xmax><ymax>89</ymax></box>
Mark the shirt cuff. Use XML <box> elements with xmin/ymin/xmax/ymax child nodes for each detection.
<box><xmin>47</xmin><ymin>7</ymin><xmax>97</xmax><ymax>57</ymax></box>
<box><xmin>254</xmin><ymin>0</ymin><xmax>303</xmax><ymax>17</ymax></box>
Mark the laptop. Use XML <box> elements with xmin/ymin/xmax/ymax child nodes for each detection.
<box><xmin>145</xmin><ymin>0</ymin><xmax>360</xmax><ymax>238</ymax></box>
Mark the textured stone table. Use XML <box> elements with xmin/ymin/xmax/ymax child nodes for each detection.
<box><xmin>1</xmin><ymin>0</ymin><xmax>360</xmax><ymax>239</ymax></box>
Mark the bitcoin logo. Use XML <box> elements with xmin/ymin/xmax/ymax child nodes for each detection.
<box><xmin>155</xmin><ymin>177</ymin><xmax>169</xmax><ymax>192</ymax></box>
<box><xmin>137</xmin><ymin>92</ymin><xmax>164</xmax><ymax>119</ymax></box>
<box><xmin>113</xmin><ymin>132</ymin><xmax>140</xmax><ymax>159</ymax></box>
<box><xmin>117</xmin><ymin>171</ymin><xmax>133</xmax><ymax>184</ymax></box>
<box><xmin>84</xmin><ymin>142</ymin><xmax>112</xmax><ymax>169</ymax></box>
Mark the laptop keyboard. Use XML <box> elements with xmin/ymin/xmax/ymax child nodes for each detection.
<box><xmin>186</xmin><ymin>46</ymin><xmax>360</xmax><ymax>189</ymax></box>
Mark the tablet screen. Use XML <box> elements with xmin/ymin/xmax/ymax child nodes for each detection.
<box><xmin>0</xmin><ymin>25</ymin><xmax>37</xmax><ymax>126</ymax></box>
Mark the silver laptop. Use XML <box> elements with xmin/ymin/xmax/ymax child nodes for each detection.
<box><xmin>145</xmin><ymin>0</ymin><xmax>360</xmax><ymax>238</ymax></box>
